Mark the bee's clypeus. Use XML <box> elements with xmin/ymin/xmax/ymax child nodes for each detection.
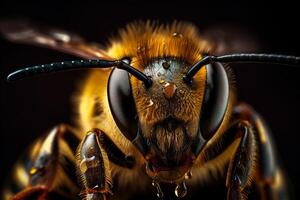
<box><xmin>0</xmin><ymin>20</ymin><xmax>299</xmax><ymax>200</ymax></box>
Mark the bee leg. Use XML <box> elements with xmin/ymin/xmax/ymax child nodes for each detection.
<box><xmin>77</xmin><ymin>128</ymin><xmax>123</xmax><ymax>200</ymax></box>
<box><xmin>225</xmin><ymin>120</ymin><xmax>256</xmax><ymax>200</ymax></box>
<box><xmin>3</xmin><ymin>124</ymin><xmax>81</xmax><ymax>200</ymax></box>
<box><xmin>232</xmin><ymin>103</ymin><xmax>290</xmax><ymax>200</ymax></box>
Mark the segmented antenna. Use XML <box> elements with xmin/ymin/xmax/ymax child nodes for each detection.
<box><xmin>7</xmin><ymin>59</ymin><xmax>152</xmax><ymax>87</ymax></box>
<box><xmin>183</xmin><ymin>53</ymin><xmax>300</xmax><ymax>82</ymax></box>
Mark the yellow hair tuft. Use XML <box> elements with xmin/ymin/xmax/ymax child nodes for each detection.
<box><xmin>107</xmin><ymin>21</ymin><xmax>212</xmax><ymax>68</ymax></box>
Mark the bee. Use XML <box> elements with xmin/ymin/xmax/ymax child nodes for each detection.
<box><xmin>0</xmin><ymin>20</ymin><xmax>299</xmax><ymax>200</ymax></box>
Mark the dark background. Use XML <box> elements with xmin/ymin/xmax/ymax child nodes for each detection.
<box><xmin>0</xmin><ymin>0</ymin><xmax>299</xmax><ymax>199</ymax></box>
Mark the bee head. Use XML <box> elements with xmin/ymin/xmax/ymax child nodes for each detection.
<box><xmin>108</xmin><ymin>57</ymin><xmax>231</xmax><ymax>182</ymax></box>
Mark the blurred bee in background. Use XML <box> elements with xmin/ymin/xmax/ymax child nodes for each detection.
<box><xmin>0</xmin><ymin>20</ymin><xmax>299</xmax><ymax>200</ymax></box>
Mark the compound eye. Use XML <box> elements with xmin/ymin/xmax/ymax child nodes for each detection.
<box><xmin>200</xmin><ymin>62</ymin><xmax>229</xmax><ymax>140</ymax></box>
<box><xmin>108</xmin><ymin>68</ymin><xmax>138</xmax><ymax>141</ymax></box>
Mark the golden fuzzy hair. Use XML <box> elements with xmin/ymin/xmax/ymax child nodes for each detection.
<box><xmin>107</xmin><ymin>21</ymin><xmax>212</xmax><ymax>67</ymax></box>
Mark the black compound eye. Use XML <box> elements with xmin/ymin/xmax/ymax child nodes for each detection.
<box><xmin>200</xmin><ymin>62</ymin><xmax>230</xmax><ymax>140</ymax></box>
<box><xmin>108</xmin><ymin>68</ymin><xmax>138</xmax><ymax>141</ymax></box>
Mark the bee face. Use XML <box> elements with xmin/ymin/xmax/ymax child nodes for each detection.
<box><xmin>102</xmin><ymin>54</ymin><xmax>231</xmax><ymax>182</ymax></box>
<box><xmin>106</xmin><ymin>22</ymin><xmax>231</xmax><ymax>182</ymax></box>
<box><xmin>130</xmin><ymin>58</ymin><xmax>207</xmax><ymax>174</ymax></box>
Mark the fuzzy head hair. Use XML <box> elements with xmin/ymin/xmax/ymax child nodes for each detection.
<box><xmin>107</xmin><ymin>21</ymin><xmax>213</xmax><ymax>68</ymax></box>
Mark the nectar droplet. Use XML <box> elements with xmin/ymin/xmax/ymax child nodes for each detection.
<box><xmin>152</xmin><ymin>180</ymin><xmax>164</xmax><ymax>198</ymax></box>
<box><xmin>159</xmin><ymin>79</ymin><xmax>165</xmax><ymax>84</ymax></box>
<box><xmin>175</xmin><ymin>181</ymin><xmax>187</xmax><ymax>198</ymax></box>
<box><xmin>29</xmin><ymin>167</ymin><xmax>38</xmax><ymax>175</ymax></box>
<box><xmin>163</xmin><ymin>82</ymin><xmax>177</xmax><ymax>99</ymax></box>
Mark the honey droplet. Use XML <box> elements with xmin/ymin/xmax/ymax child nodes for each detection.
<box><xmin>175</xmin><ymin>181</ymin><xmax>187</xmax><ymax>198</ymax></box>
<box><xmin>29</xmin><ymin>167</ymin><xmax>38</xmax><ymax>175</ymax></box>
<box><xmin>159</xmin><ymin>79</ymin><xmax>165</xmax><ymax>84</ymax></box>
<box><xmin>152</xmin><ymin>180</ymin><xmax>164</xmax><ymax>198</ymax></box>
<box><xmin>163</xmin><ymin>82</ymin><xmax>177</xmax><ymax>99</ymax></box>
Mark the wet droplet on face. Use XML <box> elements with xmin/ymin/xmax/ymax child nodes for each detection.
<box><xmin>79</xmin><ymin>156</ymin><xmax>99</xmax><ymax>173</ymax></box>
<box><xmin>152</xmin><ymin>180</ymin><xmax>164</xmax><ymax>198</ymax></box>
<box><xmin>175</xmin><ymin>181</ymin><xmax>188</xmax><ymax>198</ymax></box>
<box><xmin>184</xmin><ymin>171</ymin><xmax>192</xmax><ymax>180</ymax></box>
<box><xmin>162</xmin><ymin>61</ymin><xmax>170</xmax><ymax>70</ymax></box>
<box><xmin>163</xmin><ymin>82</ymin><xmax>177</xmax><ymax>99</ymax></box>
<box><xmin>172</xmin><ymin>32</ymin><xmax>183</xmax><ymax>38</ymax></box>
<box><xmin>159</xmin><ymin>79</ymin><xmax>165</xmax><ymax>84</ymax></box>
<box><xmin>29</xmin><ymin>167</ymin><xmax>38</xmax><ymax>175</ymax></box>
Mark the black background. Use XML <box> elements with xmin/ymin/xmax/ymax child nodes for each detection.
<box><xmin>0</xmin><ymin>0</ymin><xmax>299</xmax><ymax>199</ymax></box>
